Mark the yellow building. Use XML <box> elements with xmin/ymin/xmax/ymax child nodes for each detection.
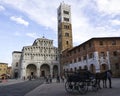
<box><xmin>0</xmin><ymin>63</ymin><xmax>8</xmax><ymax>79</ymax></box>
<box><xmin>7</xmin><ymin>66</ymin><xmax>12</xmax><ymax>78</ymax></box>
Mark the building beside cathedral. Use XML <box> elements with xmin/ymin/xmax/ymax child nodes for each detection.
<box><xmin>62</xmin><ymin>37</ymin><xmax>120</xmax><ymax>77</ymax></box>
<box><xmin>12</xmin><ymin>37</ymin><xmax>59</xmax><ymax>79</ymax></box>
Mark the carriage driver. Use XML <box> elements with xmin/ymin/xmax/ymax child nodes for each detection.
<box><xmin>106</xmin><ymin>70</ymin><xmax>112</xmax><ymax>88</ymax></box>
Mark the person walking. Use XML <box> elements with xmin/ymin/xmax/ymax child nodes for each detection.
<box><xmin>56</xmin><ymin>75</ymin><xmax>60</xmax><ymax>83</ymax></box>
<box><xmin>49</xmin><ymin>75</ymin><xmax>52</xmax><ymax>83</ymax></box>
<box><xmin>61</xmin><ymin>75</ymin><xmax>65</xmax><ymax>83</ymax></box>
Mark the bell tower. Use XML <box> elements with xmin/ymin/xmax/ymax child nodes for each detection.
<box><xmin>57</xmin><ymin>2</ymin><xmax>73</xmax><ymax>53</ymax></box>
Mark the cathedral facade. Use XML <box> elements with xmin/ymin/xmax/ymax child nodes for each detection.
<box><xmin>12</xmin><ymin>37</ymin><xmax>59</xmax><ymax>79</ymax></box>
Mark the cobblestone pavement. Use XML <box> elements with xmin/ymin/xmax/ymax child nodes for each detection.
<box><xmin>0</xmin><ymin>79</ymin><xmax>44</xmax><ymax>96</ymax></box>
<box><xmin>25</xmin><ymin>78</ymin><xmax>120</xmax><ymax>96</ymax></box>
<box><xmin>0</xmin><ymin>79</ymin><xmax>27</xmax><ymax>86</ymax></box>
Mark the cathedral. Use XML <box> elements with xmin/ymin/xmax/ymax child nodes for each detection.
<box><xmin>12</xmin><ymin>37</ymin><xmax>59</xmax><ymax>79</ymax></box>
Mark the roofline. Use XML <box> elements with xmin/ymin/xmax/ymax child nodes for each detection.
<box><xmin>0</xmin><ymin>63</ymin><xmax>8</xmax><ymax>65</ymax></box>
<box><xmin>68</xmin><ymin>37</ymin><xmax>120</xmax><ymax>51</ymax></box>
<box><xmin>12</xmin><ymin>51</ymin><xmax>22</xmax><ymax>54</ymax></box>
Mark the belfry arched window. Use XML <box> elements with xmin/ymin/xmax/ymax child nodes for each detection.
<box><xmin>66</xmin><ymin>41</ymin><xmax>69</xmax><ymax>45</ymax></box>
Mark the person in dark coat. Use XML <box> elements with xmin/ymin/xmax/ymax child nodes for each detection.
<box><xmin>56</xmin><ymin>75</ymin><xmax>60</xmax><ymax>83</ymax></box>
<box><xmin>107</xmin><ymin>70</ymin><xmax>112</xmax><ymax>88</ymax></box>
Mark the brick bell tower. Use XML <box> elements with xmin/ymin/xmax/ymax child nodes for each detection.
<box><xmin>57</xmin><ymin>2</ymin><xmax>73</xmax><ymax>53</ymax></box>
<box><xmin>57</xmin><ymin>2</ymin><xmax>73</xmax><ymax>75</ymax></box>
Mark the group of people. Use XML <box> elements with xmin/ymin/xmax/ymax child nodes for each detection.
<box><xmin>45</xmin><ymin>75</ymin><xmax>52</xmax><ymax>83</ymax></box>
<box><xmin>45</xmin><ymin>74</ymin><xmax>65</xmax><ymax>84</ymax></box>
<box><xmin>43</xmin><ymin>69</ymin><xmax>113</xmax><ymax>89</ymax></box>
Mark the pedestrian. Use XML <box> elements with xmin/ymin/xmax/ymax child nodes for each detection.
<box><xmin>61</xmin><ymin>75</ymin><xmax>64</xmax><ymax>83</ymax></box>
<box><xmin>29</xmin><ymin>76</ymin><xmax>32</xmax><ymax>81</ymax></box>
<box><xmin>23</xmin><ymin>76</ymin><xmax>25</xmax><ymax>80</ymax></box>
<box><xmin>107</xmin><ymin>70</ymin><xmax>112</xmax><ymax>88</ymax></box>
<box><xmin>49</xmin><ymin>75</ymin><xmax>52</xmax><ymax>83</ymax></box>
<box><xmin>56</xmin><ymin>75</ymin><xmax>60</xmax><ymax>83</ymax></box>
<box><xmin>45</xmin><ymin>76</ymin><xmax>49</xmax><ymax>84</ymax></box>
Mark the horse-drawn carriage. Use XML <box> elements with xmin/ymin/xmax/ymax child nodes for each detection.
<box><xmin>65</xmin><ymin>69</ymin><xmax>98</xmax><ymax>94</ymax></box>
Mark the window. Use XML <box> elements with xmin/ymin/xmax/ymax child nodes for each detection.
<box><xmin>99</xmin><ymin>41</ymin><xmax>103</xmax><ymax>45</ymax></box>
<box><xmin>69</xmin><ymin>52</ymin><xmax>71</xmax><ymax>56</ymax></box>
<box><xmin>74</xmin><ymin>58</ymin><xmax>76</xmax><ymax>63</ymax></box>
<box><xmin>115</xmin><ymin>63</ymin><xmax>119</xmax><ymax>70</ymax></box>
<box><xmin>66</xmin><ymin>41</ymin><xmax>69</xmax><ymax>45</ymax></box>
<box><xmin>64</xmin><ymin>25</ymin><xmax>69</xmax><ymax>29</ymax></box>
<box><xmin>102</xmin><ymin>64</ymin><xmax>106</xmax><ymax>70</ymax></box>
<box><xmin>74</xmin><ymin>50</ymin><xmax>76</xmax><ymax>54</ymax></box>
<box><xmin>79</xmin><ymin>66</ymin><xmax>82</xmax><ymax>70</ymax></box>
<box><xmin>83</xmin><ymin>56</ymin><xmax>87</xmax><ymax>60</ymax></box>
<box><xmin>112</xmin><ymin>40</ymin><xmax>116</xmax><ymax>45</ymax></box>
<box><xmin>58</xmin><ymin>19</ymin><xmax>61</xmax><ymax>23</ymax></box>
<box><xmin>64</xmin><ymin>17</ymin><xmax>69</xmax><ymax>22</ymax></box>
<box><xmin>63</xmin><ymin>10</ymin><xmax>69</xmax><ymax>14</ymax></box>
<box><xmin>89</xmin><ymin>42</ymin><xmax>92</xmax><ymax>47</ymax></box>
<box><xmin>78</xmin><ymin>57</ymin><xmax>81</xmax><ymax>61</ymax></box>
<box><xmin>58</xmin><ymin>12</ymin><xmax>61</xmax><ymax>16</ymax></box>
<box><xmin>74</xmin><ymin>67</ymin><xmax>77</xmax><ymax>72</ymax></box>
<box><xmin>83</xmin><ymin>45</ymin><xmax>86</xmax><ymax>50</ymax></box>
<box><xmin>78</xmin><ymin>48</ymin><xmax>80</xmax><ymax>52</ymax></box>
<box><xmin>113</xmin><ymin>51</ymin><xmax>117</xmax><ymax>56</ymax></box>
<box><xmin>16</xmin><ymin>62</ymin><xmax>18</xmax><ymax>67</ymax></box>
<box><xmin>89</xmin><ymin>53</ymin><xmax>93</xmax><ymax>58</ymax></box>
<box><xmin>100</xmin><ymin>52</ymin><xmax>105</xmax><ymax>58</ymax></box>
<box><xmin>65</xmin><ymin>33</ymin><xmax>69</xmax><ymax>37</ymax></box>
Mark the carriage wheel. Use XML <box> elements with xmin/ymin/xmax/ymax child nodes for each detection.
<box><xmin>65</xmin><ymin>81</ymin><xmax>73</xmax><ymax>93</ymax></box>
<box><xmin>78</xmin><ymin>81</ymin><xmax>88</xmax><ymax>94</ymax></box>
<box><xmin>92</xmin><ymin>80</ymin><xmax>98</xmax><ymax>92</ymax></box>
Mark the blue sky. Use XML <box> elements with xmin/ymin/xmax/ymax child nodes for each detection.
<box><xmin>0</xmin><ymin>0</ymin><xmax>120</xmax><ymax>66</ymax></box>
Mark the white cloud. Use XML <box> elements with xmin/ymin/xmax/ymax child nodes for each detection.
<box><xmin>95</xmin><ymin>0</ymin><xmax>120</xmax><ymax>15</ymax></box>
<box><xmin>0</xmin><ymin>5</ymin><xmax>5</xmax><ymax>11</ymax></box>
<box><xmin>10</xmin><ymin>16</ymin><xmax>29</xmax><ymax>26</ymax></box>
<box><xmin>110</xmin><ymin>19</ymin><xmax>120</xmax><ymax>26</ymax></box>
<box><xmin>1</xmin><ymin>0</ymin><xmax>120</xmax><ymax>45</ymax></box>
<box><xmin>26</xmin><ymin>32</ymin><xmax>39</xmax><ymax>39</ymax></box>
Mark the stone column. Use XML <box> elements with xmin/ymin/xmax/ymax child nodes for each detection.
<box><xmin>50</xmin><ymin>65</ymin><xmax>53</xmax><ymax>77</ymax></box>
<box><xmin>37</xmin><ymin>68</ymin><xmax>40</xmax><ymax>78</ymax></box>
<box><xmin>94</xmin><ymin>52</ymin><xmax>100</xmax><ymax>72</ymax></box>
<box><xmin>21</xmin><ymin>68</ymin><xmax>26</xmax><ymax>79</ymax></box>
<box><xmin>107</xmin><ymin>51</ymin><xmax>111</xmax><ymax>70</ymax></box>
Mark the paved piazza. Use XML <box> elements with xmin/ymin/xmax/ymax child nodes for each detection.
<box><xmin>25</xmin><ymin>78</ymin><xmax>120</xmax><ymax>96</ymax></box>
<box><xmin>0</xmin><ymin>78</ymin><xmax>120</xmax><ymax>96</ymax></box>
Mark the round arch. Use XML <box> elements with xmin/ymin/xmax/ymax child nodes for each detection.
<box><xmin>40</xmin><ymin>64</ymin><xmax>50</xmax><ymax>77</ymax></box>
<box><xmin>79</xmin><ymin>66</ymin><xmax>82</xmax><ymax>70</ymax></box>
<box><xmin>53</xmin><ymin>65</ymin><xmax>58</xmax><ymax>78</ymax></box>
<box><xmin>74</xmin><ymin>67</ymin><xmax>77</xmax><ymax>72</ymax></box>
<box><xmin>100</xmin><ymin>64</ymin><xmax>108</xmax><ymax>72</ymax></box>
<box><xmin>84</xmin><ymin>65</ymin><xmax>88</xmax><ymax>70</ymax></box>
<box><xmin>26</xmin><ymin>64</ymin><xmax>37</xmax><ymax>78</ymax></box>
<box><xmin>90</xmin><ymin>64</ymin><xmax>95</xmax><ymax>73</ymax></box>
<box><xmin>14</xmin><ymin>69</ymin><xmax>19</xmax><ymax>79</ymax></box>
